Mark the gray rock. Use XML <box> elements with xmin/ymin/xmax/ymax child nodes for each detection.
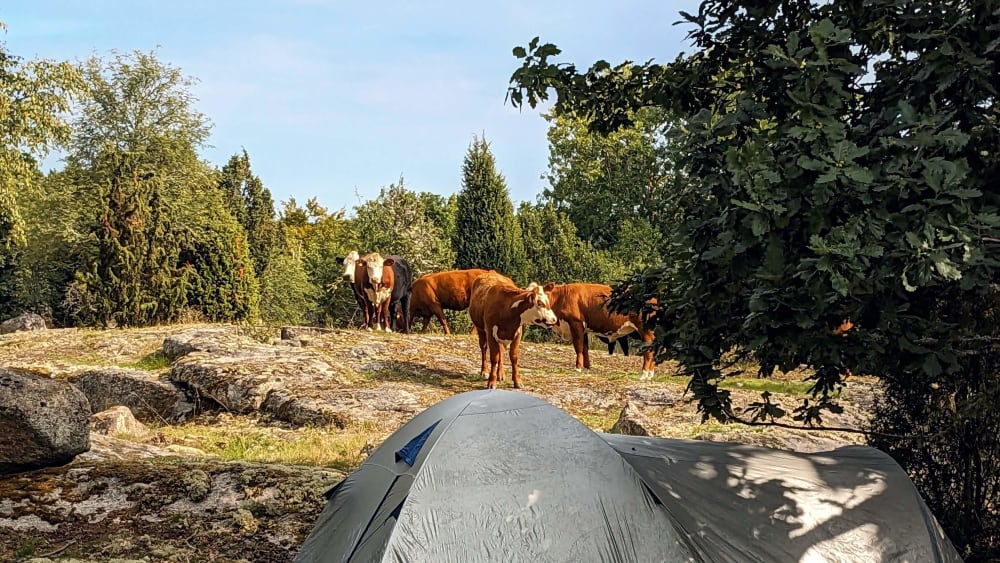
<box><xmin>72</xmin><ymin>368</ymin><xmax>194</xmax><ymax>423</ymax></box>
<box><xmin>161</xmin><ymin>326</ymin><xmax>252</xmax><ymax>360</ymax></box>
<box><xmin>626</xmin><ymin>388</ymin><xmax>676</xmax><ymax>407</ymax></box>
<box><xmin>0</xmin><ymin>369</ymin><xmax>91</xmax><ymax>474</ymax></box>
<box><xmin>0</xmin><ymin>312</ymin><xmax>47</xmax><ymax>335</ymax></box>
<box><xmin>609</xmin><ymin>402</ymin><xmax>652</xmax><ymax>436</ymax></box>
<box><xmin>91</xmin><ymin>406</ymin><xmax>151</xmax><ymax>438</ymax></box>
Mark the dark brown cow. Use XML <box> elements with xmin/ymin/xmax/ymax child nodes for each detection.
<box><xmin>408</xmin><ymin>268</ymin><xmax>488</xmax><ymax>334</ymax></box>
<box><xmin>541</xmin><ymin>282</ymin><xmax>657</xmax><ymax>380</ymax></box>
<box><xmin>468</xmin><ymin>271</ymin><xmax>558</xmax><ymax>389</ymax></box>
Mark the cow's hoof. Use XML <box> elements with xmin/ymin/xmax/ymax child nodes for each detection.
<box><xmin>386</xmin><ymin>327</ymin><xmax>393</xmax><ymax>333</ymax></box>
<box><xmin>365</xmin><ymin>327</ymin><xmax>373</xmax><ymax>332</ymax></box>
<box><xmin>575</xmin><ymin>368</ymin><xmax>582</xmax><ymax>372</ymax></box>
<box><xmin>486</xmin><ymin>382</ymin><xmax>497</xmax><ymax>390</ymax></box>
<box><xmin>639</xmin><ymin>370</ymin><xmax>655</xmax><ymax>381</ymax></box>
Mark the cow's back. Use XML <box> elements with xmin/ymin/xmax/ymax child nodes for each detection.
<box><xmin>386</xmin><ymin>255</ymin><xmax>413</xmax><ymax>298</ymax></box>
<box><xmin>550</xmin><ymin>282</ymin><xmax>634</xmax><ymax>332</ymax></box>
<box><xmin>468</xmin><ymin>271</ymin><xmax>515</xmax><ymax>330</ymax></box>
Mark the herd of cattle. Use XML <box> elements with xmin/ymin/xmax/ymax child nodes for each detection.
<box><xmin>337</xmin><ymin>251</ymin><xmax>656</xmax><ymax>389</ymax></box>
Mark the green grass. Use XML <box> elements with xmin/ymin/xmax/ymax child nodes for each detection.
<box><xmin>121</xmin><ymin>350</ymin><xmax>172</xmax><ymax>371</ymax></box>
<box><xmin>155</xmin><ymin>421</ymin><xmax>388</xmax><ymax>472</ymax></box>
<box><xmin>718</xmin><ymin>377</ymin><xmax>816</xmax><ymax>395</ymax></box>
<box><xmin>14</xmin><ymin>537</ymin><xmax>39</xmax><ymax>559</ymax></box>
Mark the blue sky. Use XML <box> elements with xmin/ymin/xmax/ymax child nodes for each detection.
<box><xmin>2</xmin><ymin>0</ymin><xmax>700</xmax><ymax>215</ymax></box>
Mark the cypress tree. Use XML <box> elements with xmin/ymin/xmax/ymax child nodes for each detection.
<box><xmin>217</xmin><ymin>149</ymin><xmax>280</xmax><ymax>277</ymax></box>
<box><xmin>453</xmin><ymin>135</ymin><xmax>525</xmax><ymax>282</ymax></box>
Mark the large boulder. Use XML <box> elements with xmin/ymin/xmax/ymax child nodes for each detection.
<box><xmin>0</xmin><ymin>369</ymin><xmax>91</xmax><ymax>474</ymax></box>
<box><xmin>72</xmin><ymin>368</ymin><xmax>194</xmax><ymax>423</ymax></box>
<box><xmin>0</xmin><ymin>312</ymin><xmax>46</xmax><ymax>335</ymax></box>
<box><xmin>167</xmin><ymin>328</ymin><xmax>422</xmax><ymax>427</ymax></box>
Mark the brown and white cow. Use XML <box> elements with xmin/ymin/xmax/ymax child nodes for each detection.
<box><xmin>540</xmin><ymin>282</ymin><xmax>657</xmax><ymax>380</ymax></box>
<box><xmin>337</xmin><ymin>251</ymin><xmax>370</xmax><ymax>328</ymax></box>
<box><xmin>468</xmin><ymin>271</ymin><xmax>559</xmax><ymax>389</ymax></box>
<box><xmin>354</xmin><ymin>252</ymin><xmax>399</xmax><ymax>332</ymax></box>
<box><xmin>409</xmin><ymin>268</ymin><xmax>488</xmax><ymax>334</ymax></box>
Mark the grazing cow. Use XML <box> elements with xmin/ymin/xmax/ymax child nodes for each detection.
<box><xmin>468</xmin><ymin>271</ymin><xmax>559</xmax><ymax>389</ymax></box>
<box><xmin>337</xmin><ymin>251</ymin><xmax>370</xmax><ymax>328</ymax></box>
<box><xmin>408</xmin><ymin>268</ymin><xmax>489</xmax><ymax>334</ymax></box>
<box><xmin>541</xmin><ymin>282</ymin><xmax>657</xmax><ymax>380</ymax></box>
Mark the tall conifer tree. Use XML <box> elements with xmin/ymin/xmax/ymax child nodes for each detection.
<box><xmin>453</xmin><ymin>135</ymin><xmax>525</xmax><ymax>282</ymax></box>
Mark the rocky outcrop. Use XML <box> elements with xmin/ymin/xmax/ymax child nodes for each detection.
<box><xmin>0</xmin><ymin>369</ymin><xmax>91</xmax><ymax>474</ymax></box>
<box><xmin>0</xmin><ymin>312</ymin><xmax>46</xmax><ymax>335</ymax></box>
<box><xmin>161</xmin><ymin>326</ymin><xmax>255</xmax><ymax>360</ymax></box>
<box><xmin>165</xmin><ymin>328</ymin><xmax>424</xmax><ymax>427</ymax></box>
<box><xmin>72</xmin><ymin>368</ymin><xmax>194</xmax><ymax>423</ymax></box>
<box><xmin>0</xmin><ymin>459</ymin><xmax>344</xmax><ymax>562</ymax></box>
<box><xmin>91</xmin><ymin>407</ymin><xmax>151</xmax><ymax>439</ymax></box>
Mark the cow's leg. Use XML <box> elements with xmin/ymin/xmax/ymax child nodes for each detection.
<box><xmin>639</xmin><ymin>330</ymin><xmax>655</xmax><ymax>380</ymax></box>
<box><xmin>510</xmin><ymin>328</ymin><xmax>524</xmax><ymax>389</ymax></box>
<box><xmin>380</xmin><ymin>300</ymin><xmax>391</xmax><ymax>332</ymax></box>
<box><xmin>569</xmin><ymin>322</ymin><xmax>587</xmax><ymax>371</ymax></box>
<box><xmin>364</xmin><ymin>300</ymin><xmax>375</xmax><ymax>331</ymax></box>
<box><xmin>582</xmin><ymin>331</ymin><xmax>592</xmax><ymax>369</ymax></box>
<box><xmin>419</xmin><ymin>316</ymin><xmax>432</xmax><ymax>333</ymax></box>
<box><xmin>486</xmin><ymin>337</ymin><xmax>502</xmax><ymax>389</ymax></box>
<box><xmin>430</xmin><ymin>303</ymin><xmax>450</xmax><ymax>335</ymax></box>
<box><xmin>477</xmin><ymin>326</ymin><xmax>489</xmax><ymax>378</ymax></box>
<box><xmin>401</xmin><ymin>294</ymin><xmax>412</xmax><ymax>334</ymax></box>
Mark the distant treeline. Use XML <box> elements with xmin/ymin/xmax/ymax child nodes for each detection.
<box><xmin>0</xmin><ymin>48</ymin><xmax>676</xmax><ymax>330</ymax></box>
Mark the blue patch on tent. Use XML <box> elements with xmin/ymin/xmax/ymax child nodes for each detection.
<box><xmin>394</xmin><ymin>419</ymin><xmax>440</xmax><ymax>466</ymax></box>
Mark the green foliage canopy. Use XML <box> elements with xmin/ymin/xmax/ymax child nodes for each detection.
<box><xmin>508</xmin><ymin>1</ymin><xmax>999</xmax><ymax>556</ymax></box>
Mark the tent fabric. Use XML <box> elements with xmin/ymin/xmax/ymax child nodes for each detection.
<box><xmin>294</xmin><ymin>390</ymin><xmax>961</xmax><ymax>563</ymax></box>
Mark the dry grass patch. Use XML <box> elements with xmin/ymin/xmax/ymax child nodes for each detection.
<box><xmin>152</xmin><ymin>415</ymin><xmax>393</xmax><ymax>472</ymax></box>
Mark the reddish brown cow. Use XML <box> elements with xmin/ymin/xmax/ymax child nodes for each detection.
<box><xmin>408</xmin><ymin>268</ymin><xmax>488</xmax><ymax>334</ymax></box>
<box><xmin>541</xmin><ymin>282</ymin><xmax>657</xmax><ymax>380</ymax></box>
<box><xmin>468</xmin><ymin>271</ymin><xmax>558</xmax><ymax>389</ymax></box>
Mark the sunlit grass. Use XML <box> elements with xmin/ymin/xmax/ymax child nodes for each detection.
<box><xmin>155</xmin><ymin>420</ymin><xmax>390</xmax><ymax>472</ymax></box>
<box><xmin>121</xmin><ymin>350</ymin><xmax>173</xmax><ymax>371</ymax></box>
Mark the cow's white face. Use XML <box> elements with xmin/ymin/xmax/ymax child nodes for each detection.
<box><xmin>362</xmin><ymin>253</ymin><xmax>385</xmax><ymax>287</ymax></box>
<box><xmin>518</xmin><ymin>286</ymin><xmax>558</xmax><ymax>328</ymax></box>
<box><xmin>341</xmin><ymin>251</ymin><xmax>360</xmax><ymax>282</ymax></box>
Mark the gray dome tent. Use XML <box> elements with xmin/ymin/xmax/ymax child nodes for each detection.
<box><xmin>294</xmin><ymin>390</ymin><xmax>961</xmax><ymax>563</ymax></box>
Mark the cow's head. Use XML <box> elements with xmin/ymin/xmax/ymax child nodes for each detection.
<box><xmin>516</xmin><ymin>283</ymin><xmax>559</xmax><ymax>328</ymax></box>
<box><xmin>339</xmin><ymin>251</ymin><xmax>360</xmax><ymax>283</ymax></box>
<box><xmin>359</xmin><ymin>252</ymin><xmax>388</xmax><ymax>287</ymax></box>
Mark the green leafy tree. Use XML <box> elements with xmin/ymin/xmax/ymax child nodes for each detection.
<box><xmin>278</xmin><ymin>197</ymin><xmax>356</xmax><ymax>326</ymax></box>
<box><xmin>67</xmin><ymin>50</ymin><xmax>211</xmax><ymax>326</ymax></box>
<box><xmin>0</xmin><ymin>29</ymin><xmax>83</xmax><ymax>270</ymax></box>
<box><xmin>542</xmin><ymin>106</ymin><xmax>675</xmax><ymax>258</ymax></box>
<box><xmin>1</xmin><ymin>167</ymin><xmax>98</xmax><ymax>324</ymax></box>
<box><xmin>217</xmin><ymin>149</ymin><xmax>280</xmax><ymax>277</ymax></box>
<box><xmin>453</xmin><ymin>135</ymin><xmax>526</xmax><ymax>282</ymax></box>
<box><xmin>509</xmin><ymin>1</ymin><xmax>999</xmax><ymax>557</ymax></box>
<box><xmin>517</xmin><ymin>201</ymin><xmax>626</xmax><ymax>284</ymax></box>
<box><xmin>352</xmin><ymin>177</ymin><xmax>456</xmax><ymax>277</ymax></box>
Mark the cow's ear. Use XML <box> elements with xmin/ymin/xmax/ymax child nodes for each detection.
<box><xmin>336</xmin><ymin>256</ymin><xmax>344</xmax><ymax>263</ymax></box>
<box><xmin>543</xmin><ymin>282</ymin><xmax>556</xmax><ymax>292</ymax></box>
<box><xmin>383</xmin><ymin>258</ymin><xmax>395</xmax><ymax>267</ymax></box>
